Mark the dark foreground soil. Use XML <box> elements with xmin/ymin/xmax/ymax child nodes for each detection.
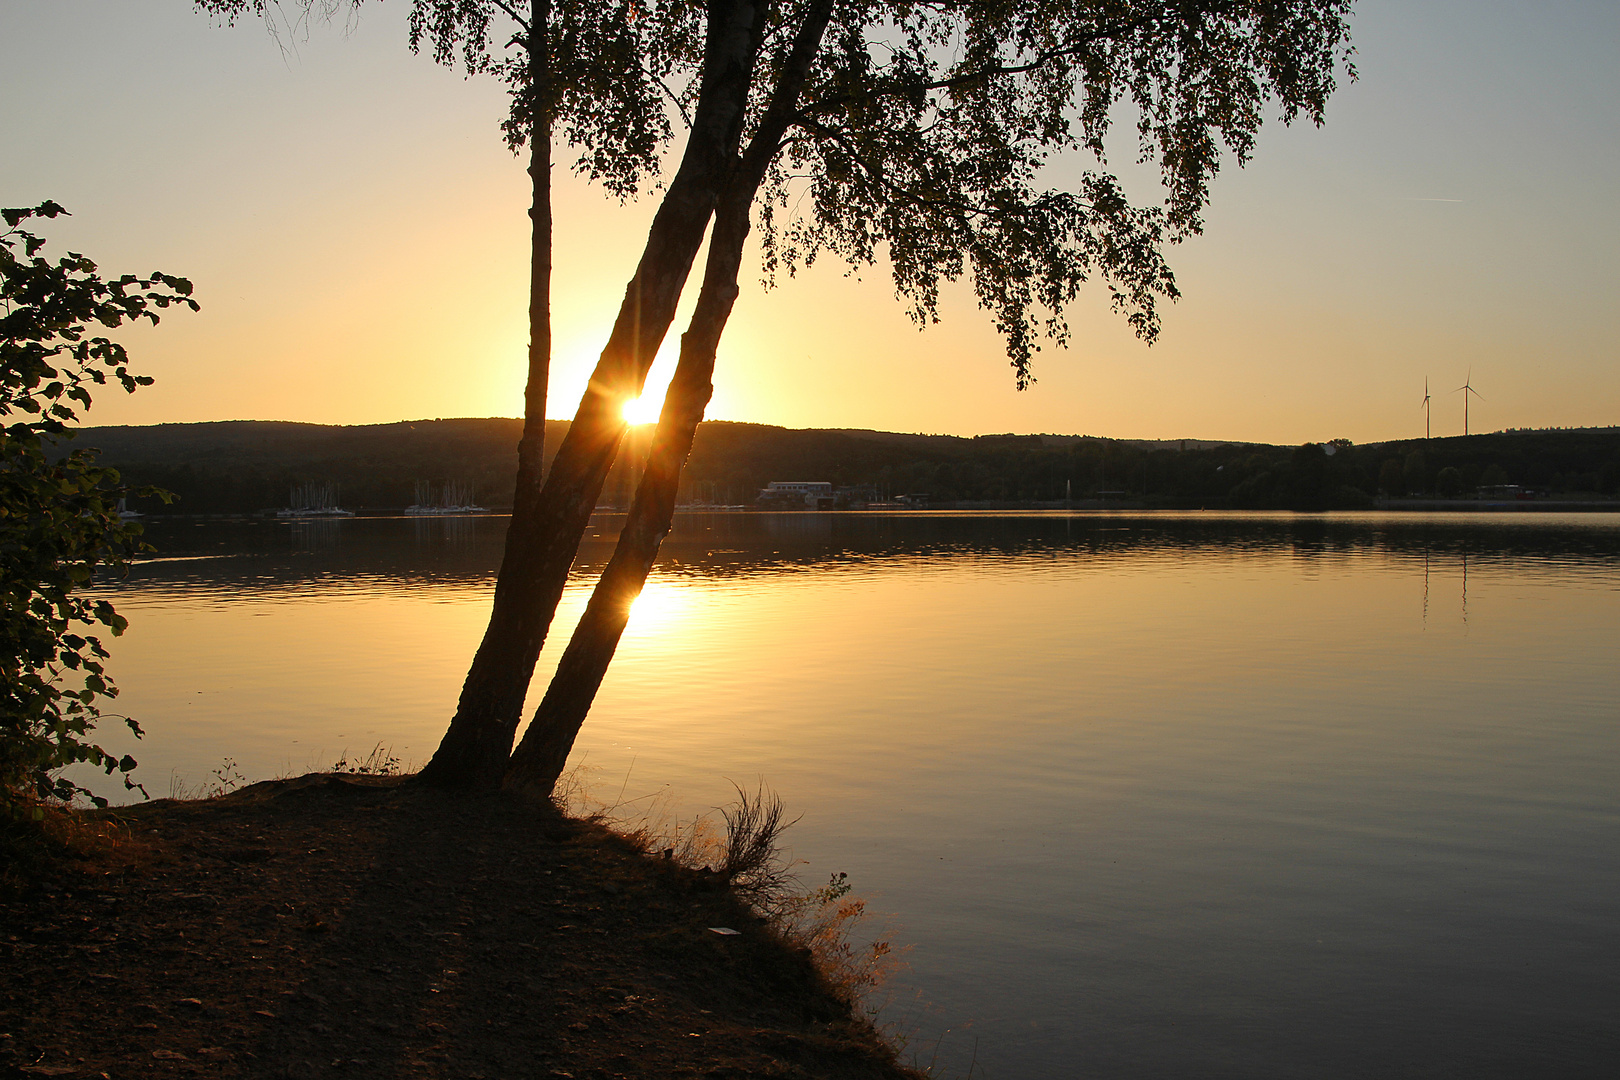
<box><xmin>0</xmin><ymin>776</ymin><xmax>924</xmax><ymax>1080</ymax></box>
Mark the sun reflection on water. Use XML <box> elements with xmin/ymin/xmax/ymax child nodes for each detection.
<box><xmin>621</xmin><ymin>578</ymin><xmax>694</xmax><ymax>637</ymax></box>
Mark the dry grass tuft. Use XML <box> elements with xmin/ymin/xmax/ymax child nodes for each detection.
<box><xmin>777</xmin><ymin>871</ymin><xmax>902</xmax><ymax>1009</ymax></box>
<box><xmin>552</xmin><ymin>766</ymin><xmax>903</xmax><ymax>1011</ymax></box>
<box><xmin>0</xmin><ymin>797</ymin><xmax>154</xmax><ymax>898</ymax></box>
<box><xmin>720</xmin><ymin>782</ymin><xmax>802</xmax><ymax>907</ymax></box>
<box><xmin>167</xmin><ymin>757</ymin><xmax>248</xmax><ymax>800</ymax></box>
<box><xmin>329</xmin><ymin>744</ymin><xmax>403</xmax><ymax>777</ymax></box>
<box><xmin>552</xmin><ymin>761</ymin><xmax>725</xmax><ymax>867</ymax></box>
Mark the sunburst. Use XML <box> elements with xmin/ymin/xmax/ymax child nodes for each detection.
<box><xmin>621</xmin><ymin>395</ymin><xmax>661</xmax><ymax>425</ymax></box>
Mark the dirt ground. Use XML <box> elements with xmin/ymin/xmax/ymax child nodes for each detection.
<box><xmin>0</xmin><ymin>775</ymin><xmax>924</xmax><ymax>1080</ymax></box>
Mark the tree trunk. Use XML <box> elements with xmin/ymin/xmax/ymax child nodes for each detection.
<box><xmin>501</xmin><ymin>189</ymin><xmax>750</xmax><ymax>798</ymax></box>
<box><xmin>513</xmin><ymin>0</ymin><xmax>552</xmax><ymax>527</ymax></box>
<box><xmin>495</xmin><ymin>0</ymin><xmax>553</xmax><ymax>606</ymax></box>
<box><xmin>503</xmin><ymin>1</ymin><xmax>837</xmax><ymax>799</ymax></box>
<box><xmin>417</xmin><ymin>0</ymin><xmax>769</xmax><ymax>790</ymax></box>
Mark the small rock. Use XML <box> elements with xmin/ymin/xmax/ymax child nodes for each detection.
<box><xmin>151</xmin><ymin>1049</ymin><xmax>188</xmax><ymax>1060</ymax></box>
<box><xmin>173</xmin><ymin>997</ymin><xmax>204</xmax><ymax>1009</ymax></box>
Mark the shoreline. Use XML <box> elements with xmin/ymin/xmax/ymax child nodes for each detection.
<box><xmin>118</xmin><ymin>498</ymin><xmax>1620</xmax><ymax>521</ymax></box>
<box><xmin>3</xmin><ymin>775</ymin><xmax>921</xmax><ymax>1080</ymax></box>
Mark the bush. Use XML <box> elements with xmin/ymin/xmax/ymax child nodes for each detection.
<box><xmin>1</xmin><ymin>201</ymin><xmax>195</xmax><ymax>810</ymax></box>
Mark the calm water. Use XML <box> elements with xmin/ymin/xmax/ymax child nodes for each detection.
<box><xmin>85</xmin><ymin>512</ymin><xmax>1620</xmax><ymax>1079</ymax></box>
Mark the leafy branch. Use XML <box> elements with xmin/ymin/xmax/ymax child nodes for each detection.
<box><xmin>1</xmin><ymin>202</ymin><xmax>195</xmax><ymax>811</ymax></box>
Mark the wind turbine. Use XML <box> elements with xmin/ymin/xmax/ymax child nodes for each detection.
<box><xmin>1455</xmin><ymin>370</ymin><xmax>1482</xmax><ymax>436</ymax></box>
<box><xmin>1420</xmin><ymin>378</ymin><xmax>1431</xmax><ymax>439</ymax></box>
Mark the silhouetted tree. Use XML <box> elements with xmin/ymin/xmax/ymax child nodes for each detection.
<box><xmin>1</xmin><ymin>202</ymin><xmax>194</xmax><ymax>808</ymax></box>
<box><xmin>196</xmin><ymin>1</ymin><xmax>1357</xmax><ymax>793</ymax></box>
<box><xmin>1403</xmin><ymin>448</ymin><xmax>1428</xmax><ymax>494</ymax></box>
<box><xmin>503</xmin><ymin>0</ymin><xmax>1358</xmax><ymax>795</ymax></box>
<box><xmin>1378</xmin><ymin>458</ymin><xmax>1405</xmax><ymax>496</ymax></box>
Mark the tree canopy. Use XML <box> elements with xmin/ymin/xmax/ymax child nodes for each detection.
<box><xmin>752</xmin><ymin>0</ymin><xmax>1353</xmax><ymax>384</ymax></box>
<box><xmin>499</xmin><ymin>0</ymin><xmax>1358</xmax><ymax>793</ymax></box>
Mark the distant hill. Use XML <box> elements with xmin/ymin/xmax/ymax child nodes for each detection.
<box><xmin>68</xmin><ymin>419</ymin><xmax>1620</xmax><ymax>514</ymax></box>
<box><xmin>72</xmin><ymin>419</ymin><xmax>553</xmax><ymax>515</ymax></box>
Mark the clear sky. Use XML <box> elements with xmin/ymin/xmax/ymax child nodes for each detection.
<box><xmin>2</xmin><ymin>0</ymin><xmax>1616</xmax><ymax>443</ymax></box>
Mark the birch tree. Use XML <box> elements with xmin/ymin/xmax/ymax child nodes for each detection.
<box><xmin>498</xmin><ymin>0</ymin><xmax>1356</xmax><ymax>795</ymax></box>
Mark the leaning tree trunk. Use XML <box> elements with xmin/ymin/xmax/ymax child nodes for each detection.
<box><xmin>500</xmin><ymin>191</ymin><xmax>750</xmax><ymax>798</ymax></box>
<box><xmin>417</xmin><ymin>0</ymin><xmax>770</xmax><ymax>790</ymax></box>
<box><xmin>503</xmin><ymin>1</ymin><xmax>837</xmax><ymax>799</ymax></box>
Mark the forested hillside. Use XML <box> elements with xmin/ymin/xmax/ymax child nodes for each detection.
<box><xmin>72</xmin><ymin>419</ymin><xmax>1620</xmax><ymax>514</ymax></box>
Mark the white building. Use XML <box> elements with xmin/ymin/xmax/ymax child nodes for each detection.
<box><xmin>758</xmin><ymin>481</ymin><xmax>834</xmax><ymax>508</ymax></box>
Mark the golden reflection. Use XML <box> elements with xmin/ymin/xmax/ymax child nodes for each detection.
<box><xmin>621</xmin><ymin>579</ymin><xmax>691</xmax><ymax>635</ymax></box>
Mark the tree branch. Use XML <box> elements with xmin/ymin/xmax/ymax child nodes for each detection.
<box><xmin>797</xmin><ymin>7</ymin><xmax>1165</xmax><ymax>119</ymax></box>
<box><xmin>490</xmin><ymin>0</ymin><xmax>529</xmax><ymax>33</ymax></box>
<box><xmin>655</xmin><ymin>74</ymin><xmax>693</xmax><ymax>128</ymax></box>
<box><xmin>734</xmin><ymin>0</ymin><xmax>835</xmax><ymax>189</ymax></box>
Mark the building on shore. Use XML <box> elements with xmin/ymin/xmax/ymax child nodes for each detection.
<box><xmin>757</xmin><ymin>481</ymin><xmax>834</xmax><ymax>509</ymax></box>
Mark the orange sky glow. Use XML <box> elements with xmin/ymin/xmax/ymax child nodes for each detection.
<box><xmin>2</xmin><ymin>0</ymin><xmax>1616</xmax><ymax>444</ymax></box>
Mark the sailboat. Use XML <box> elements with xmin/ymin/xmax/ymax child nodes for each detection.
<box><xmin>405</xmin><ymin>480</ymin><xmax>487</xmax><ymax>516</ymax></box>
<box><xmin>277</xmin><ymin>482</ymin><xmax>354</xmax><ymax>518</ymax></box>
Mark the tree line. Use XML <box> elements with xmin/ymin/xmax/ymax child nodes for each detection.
<box><xmin>83</xmin><ymin>419</ymin><xmax>1620</xmax><ymax>515</ymax></box>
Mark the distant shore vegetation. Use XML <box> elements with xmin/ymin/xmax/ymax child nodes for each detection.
<box><xmin>73</xmin><ymin>419</ymin><xmax>1620</xmax><ymax>516</ymax></box>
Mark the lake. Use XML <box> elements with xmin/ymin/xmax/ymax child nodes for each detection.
<box><xmin>84</xmin><ymin>511</ymin><xmax>1620</xmax><ymax>1078</ymax></box>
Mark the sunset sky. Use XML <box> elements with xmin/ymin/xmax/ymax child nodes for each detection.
<box><xmin>2</xmin><ymin>0</ymin><xmax>1616</xmax><ymax>444</ymax></box>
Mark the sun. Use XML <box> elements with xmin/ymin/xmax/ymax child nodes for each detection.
<box><xmin>621</xmin><ymin>394</ymin><xmax>662</xmax><ymax>425</ymax></box>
